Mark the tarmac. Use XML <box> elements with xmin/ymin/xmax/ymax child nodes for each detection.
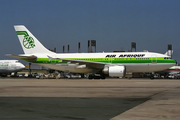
<box><xmin>0</xmin><ymin>78</ymin><xmax>180</xmax><ymax>120</ymax></box>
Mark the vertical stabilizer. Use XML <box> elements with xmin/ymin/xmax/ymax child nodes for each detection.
<box><xmin>14</xmin><ymin>25</ymin><xmax>54</xmax><ymax>54</ymax></box>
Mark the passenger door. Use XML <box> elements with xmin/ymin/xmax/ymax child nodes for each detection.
<box><xmin>151</xmin><ymin>55</ymin><xmax>157</xmax><ymax>63</ymax></box>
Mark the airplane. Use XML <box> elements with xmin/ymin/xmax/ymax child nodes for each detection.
<box><xmin>154</xmin><ymin>66</ymin><xmax>180</xmax><ymax>78</ymax></box>
<box><xmin>7</xmin><ymin>25</ymin><xmax>176</xmax><ymax>79</ymax></box>
<box><xmin>0</xmin><ymin>60</ymin><xmax>25</xmax><ymax>77</ymax></box>
<box><xmin>165</xmin><ymin>66</ymin><xmax>180</xmax><ymax>73</ymax></box>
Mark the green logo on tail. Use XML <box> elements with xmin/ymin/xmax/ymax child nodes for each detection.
<box><xmin>16</xmin><ymin>31</ymin><xmax>35</xmax><ymax>49</ymax></box>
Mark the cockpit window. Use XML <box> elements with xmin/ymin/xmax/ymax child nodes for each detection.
<box><xmin>164</xmin><ymin>57</ymin><xmax>170</xmax><ymax>59</ymax></box>
<box><xmin>15</xmin><ymin>61</ymin><xmax>20</xmax><ymax>63</ymax></box>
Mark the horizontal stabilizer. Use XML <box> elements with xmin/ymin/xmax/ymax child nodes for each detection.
<box><xmin>6</xmin><ymin>54</ymin><xmax>37</xmax><ymax>62</ymax></box>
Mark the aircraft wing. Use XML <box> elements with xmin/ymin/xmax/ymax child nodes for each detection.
<box><xmin>6</xmin><ymin>54</ymin><xmax>37</xmax><ymax>62</ymax></box>
<box><xmin>48</xmin><ymin>56</ymin><xmax>109</xmax><ymax>69</ymax></box>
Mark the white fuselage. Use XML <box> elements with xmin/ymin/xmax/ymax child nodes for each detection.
<box><xmin>28</xmin><ymin>51</ymin><xmax>176</xmax><ymax>73</ymax></box>
<box><xmin>0</xmin><ymin>60</ymin><xmax>25</xmax><ymax>74</ymax></box>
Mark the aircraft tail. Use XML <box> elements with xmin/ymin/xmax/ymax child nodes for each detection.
<box><xmin>14</xmin><ymin>25</ymin><xmax>54</xmax><ymax>54</ymax></box>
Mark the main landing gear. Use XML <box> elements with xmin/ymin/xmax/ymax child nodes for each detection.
<box><xmin>88</xmin><ymin>74</ymin><xmax>106</xmax><ymax>79</ymax></box>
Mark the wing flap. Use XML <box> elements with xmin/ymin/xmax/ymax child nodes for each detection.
<box><xmin>48</xmin><ymin>56</ymin><xmax>106</xmax><ymax>69</ymax></box>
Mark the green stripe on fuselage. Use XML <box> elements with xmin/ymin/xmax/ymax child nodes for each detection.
<box><xmin>21</xmin><ymin>57</ymin><xmax>176</xmax><ymax>64</ymax></box>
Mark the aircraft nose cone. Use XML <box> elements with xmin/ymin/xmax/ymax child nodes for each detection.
<box><xmin>19</xmin><ymin>63</ymin><xmax>25</xmax><ymax>69</ymax></box>
<box><xmin>21</xmin><ymin>64</ymin><xmax>25</xmax><ymax>69</ymax></box>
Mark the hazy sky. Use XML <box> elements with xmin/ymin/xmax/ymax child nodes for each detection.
<box><xmin>0</xmin><ymin>0</ymin><xmax>180</xmax><ymax>63</ymax></box>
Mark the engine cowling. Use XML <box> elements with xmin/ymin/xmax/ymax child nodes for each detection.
<box><xmin>102</xmin><ymin>66</ymin><xmax>126</xmax><ymax>77</ymax></box>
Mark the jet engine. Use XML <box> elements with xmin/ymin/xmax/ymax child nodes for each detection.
<box><xmin>102</xmin><ymin>66</ymin><xmax>126</xmax><ymax>77</ymax></box>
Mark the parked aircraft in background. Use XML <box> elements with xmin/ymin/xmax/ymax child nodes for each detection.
<box><xmin>164</xmin><ymin>66</ymin><xmax>180</xmax><ymax>73</ymax></box>
<box><xmin>0</xmin><ymin>60</ymin><xmax>25</xmax><ymax>77</ymax></box>
<box><xmin>7</xmin><ymin>25</ymin><xmax>176</xmax><ymax>79</ymax></box>
<box><xmin>154</xmin><ymin>66</ymin><xmax>180</xmax><ymax>78</ymax></box>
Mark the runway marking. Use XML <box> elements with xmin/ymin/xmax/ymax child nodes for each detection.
<box><xmin>5</xmin><ymin>89</ymin><xmax>11</xmax><ymax>90</ymax></box>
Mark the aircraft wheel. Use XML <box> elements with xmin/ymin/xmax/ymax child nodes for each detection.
<box><xmin>100</xmin><ymin>76</ymin><xmax>106</xmax><ymax>79</ymax></box>
<box><xmin>88</xmin><ymin>75</ymin><xmax>93</xmax><ymax>79</ymax></box>
<box><xmin>150</xmin><ymin>76</ymin><xmax>154</xmax><ymax>80</ymax></box>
